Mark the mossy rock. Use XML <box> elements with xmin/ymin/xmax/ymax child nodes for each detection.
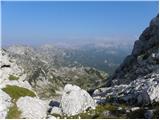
<box><xmin>2</xmin><ymin>85</ymin><xmax>36</xmax><ymax>102</ymax></box>
<box><xmin>8</xmin><ymin>75</ymin><xmax>19</xmax><ymax>80</ymax></box>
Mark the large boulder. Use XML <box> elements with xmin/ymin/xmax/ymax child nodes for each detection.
<box><xmin>0</xmin><ymin>89</ymin><xmax>12</xmax><ymax>119</ymax></box>
<box><xmin>16</xmin><ymin>96</ymin><xmax>48</xmax><ymax>119</ymax></box>
<box><xmin>61</xmin><ymin>84</ymin><xmax>96</xmax><ymax>116</ymax></box>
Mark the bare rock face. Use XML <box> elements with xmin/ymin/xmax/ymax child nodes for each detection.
<box><xmin>93</xmin><ymin>70</ymin><xmax>158</xmax><ymax>106</ymax></box>
<box><xmin>110</xmin><ymin>15</ymin><xmax>159</xmax><ymax>85</ymax></box>
<box><xmin>93</xmin><ymin>15</ymin><xmax>159</xmax><ymax>107</ymax></box>
<box><xmin>0</xmin><ymin>49</ymin><xmax>32</xmax><ymax>90</ymax></box>
<box><xmin>0</xmin><ymin>89</ymin><xmax>12</xmax><ymax>119</ymax></box>
<box><xmin>16</xmin><ymin>96</ymin><xmax>48</xmax><ymax>119</ymax></box>
<box><xmin>61</xmin><ymin>84</ymin><xmax>96</xmax><ymax>116</ymax></box>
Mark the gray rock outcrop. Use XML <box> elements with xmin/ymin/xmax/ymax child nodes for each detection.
<box><xmin>93</xmin><ymin>70</ymin><xmax>158</xmax><ymax>106</ymax></box>
<box><xmin>93</xmin><ymin>15</ymin><xmax>159</xmax><ymax>107</ymax></box>
<box><xmin>110</xmin><ymin>15</ymin><xmax>159</xmax><ymax>85</ymax></box>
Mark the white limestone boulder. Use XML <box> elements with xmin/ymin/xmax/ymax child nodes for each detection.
<box><xmin>0</xmin><ymin>89</ymin><xmax>12</xmax><ymax>119</ymax></box>
<box><xmin>50</xmin><ymin>107</ymin><xmax>62</xmax><ymax>115</ymax></box>
<box><xmin>47</xmin><ymin>115</ymin><xmax>57</xmax><ymax>119</ymax></box>
<box><xmin>61</xmin><ymin>84</ymin><xmax>96</xmax><ymax>116</ymax></box>
<box><xmin>16</xmin><ymin>96</ymin><xmax>48</xmax><ymax>119</ymax></box>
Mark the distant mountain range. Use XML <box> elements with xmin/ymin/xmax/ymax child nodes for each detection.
<box><xmin>0</xmin><ymin>14</ymin><xmax>158</xmax><ymax>119</ymax></box>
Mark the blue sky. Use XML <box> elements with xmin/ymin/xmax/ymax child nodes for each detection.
<box><xmin>2</xmin><ymin>1</ymin><xmax>158</xmax><ymax>46</ymax></box>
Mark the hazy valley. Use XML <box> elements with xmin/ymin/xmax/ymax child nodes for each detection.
<box><xmin>0</xmin><ymin>1</ymin><xmax>159</xmax><ymax>119</ymax></box>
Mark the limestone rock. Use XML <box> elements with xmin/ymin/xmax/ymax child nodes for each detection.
<box><xmin>110</xmin><ymin>15</ymin><xmax>159</xmax><ymax>85</ymax></box>
<box><xmin>16</xmin><ymin>96</ymin><xmax>48</xmax><ymax>119</ymax></box>
<box><xmin>61</xmin><ymin>84</ymin><xmax>96</xmax><ymax>116</ymax></box>
<box><xmin>47</xmin><ymin>115</ymin><xmax>57</xmax><ymax>119</ymax></box>
<box><xmin>0</xmin><ymin>89</ymin><xmax>12</xmax><ymax>119</ymax></box>
<box><xmin>0</xmin><ymin>49</ymin><xmax>32</xmax><ymax>90</ymax></box>
<box><xmin>50</xmin><ymin>107</ymin><xmax>62</xmax><ymax>115</ymax></box>
<box><xmin>131</xmin><ymin>107</ymin><xmax>140</xmax><ymax>112</ymax></box>
<box><xmin>93</xmin><ymin>71</ymin><xmax>159</xmax><ymax>106</ymax></box>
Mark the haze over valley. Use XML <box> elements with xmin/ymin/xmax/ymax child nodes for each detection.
<box><xmin>0</xmin><ymin>1</ymin><xmax>159</xmax><ymax>119</ymax></box>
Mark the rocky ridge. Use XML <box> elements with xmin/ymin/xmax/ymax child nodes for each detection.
<box><xmin>0</xmin><ymin>49</ymin><xmax>46</xmax><ymax>119</ymax></box>
<box><xmin>0</xmin><ymin>50</ymin><xmax>96</xmax><ymax>118</ymax></box>
<box><xmin>7</xmin><ymin>45</ymin><xmax>108</xmax><ymax>99</ymax></box>
<box><xmin>92</xmin><ymin>15</ymin><xmax>159</xmax><ymax>118</ymax></box>
<box><xmin>111</xmin><ymin>15</ymin><xmax>159</xmax><ymax>85</ymax></box>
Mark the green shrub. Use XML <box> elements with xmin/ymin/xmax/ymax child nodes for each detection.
<box><xmin>9</xmin><ymin>75</ymin><xmax>19</xmax><ymax>80</ymax></box>
<box><xmin>2</xmin><ymin>85</ymin><xmax>36</xmax><ymax>101</ymax></box>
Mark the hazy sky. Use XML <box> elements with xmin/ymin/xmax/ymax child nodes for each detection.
<box><xmin>2</xmin><ymin>1</ymin><xmax>158</xmax><ymax>46</ymax></box>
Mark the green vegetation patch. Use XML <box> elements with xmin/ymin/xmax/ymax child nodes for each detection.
<box><xmin>61</xmin><ymin>104</ymin><xmax>126</xmax><ymax>119</ymax></box>
<box><xmin>9</xmin><ymin>75</ymin><xmax>19</xmax><ymax>80</ymax></box>
<box><xmin>3</xmin><ymin>85</ymin><xmax>36</xmax><ymax>119</ymax></box>
<box><xmin>51</xmin><ymin>113</ymin><xmax>62</xmax><ymax>118</ymax></box>
<box><xmin>6</xmin><ymin>104</ymin><xmax>21</xmax><ymax>119</ymax></box>
<box><xmin>2</xmin><ymin>85</ymin><xmax>36</xmax><ymax>101</ymax></box>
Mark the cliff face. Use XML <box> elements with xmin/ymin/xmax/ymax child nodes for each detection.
<box><xmin>92</xmin><ymin>15</ymin><xmax>159</xmax><ymax>112</ymax></box>
<box><xmin>110</xmin><ymin>15</ymin><xmax>159</xmax><ymax>85</ymax></box>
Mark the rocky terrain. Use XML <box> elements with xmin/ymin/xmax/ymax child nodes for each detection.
<box><xmin>111</xmin><ymin>14</ymin><xmax>159</xmax><ymax>85</ymax></box>
<box><xmin>0</xmin><ymin>46</ymin><xmax>107</xmax><ymax>119</ymax></box>
<box><xmin>6</xmin><ymin>45</ymin><xmax>108</xmax><ymax>99</ymax></box>
<box><xmin>92</xmin><ymin>15</ymin><xmax>159</xmax><ymax>118</ymax></box>
<box><xmin>0</xmin><ymin>15</ymin><xmax>159</xmax><ymax>119</ymax></box>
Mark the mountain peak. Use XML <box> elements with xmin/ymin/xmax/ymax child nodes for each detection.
<box><xmin>110</xmin><ymin>14</ymin><xmax>159</xmax><ymax>85</ymax></box>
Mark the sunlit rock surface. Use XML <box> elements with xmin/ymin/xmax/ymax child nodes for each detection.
<box><xmin>16</xmin><ymin>96</ymin><xmax>48</xmax><ymax>119</ymax></box>
<box><xmin>61</xmin><ymin>84</ymin><xmax>96</xmax><ymax>116</ymax></box>
<box><xmin>0</xmin><ymin>89</ymin><xmax>12</xmax><ymax>119</ymax></box>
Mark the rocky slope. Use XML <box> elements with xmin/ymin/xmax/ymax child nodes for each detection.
<box><xmin>92</xmin><ymin>15</ymin><xmax>159</xmax><ymax>118</ymax></box>
<box><xmin>93</xmin><ymin>70</ymin><xmax>158</xmax><ymax>105</ymax></box>
<box><xmin>0</xmin><ymin>48</ymin><xmax>100</xmax><ymax>119</ymax></box>
<box><xmin>7</xmin><ymin>45</ymin><xmax>108</xmax><ymax>99</ymax></box>
<box><xmin>0</xmin><ymin>49</ymin><xmax>48</xmax><ymax>119</ymax></box>
<box><xmin>110</xmin><ymin>15</ymin><xmax>159</xmax><ymax>85</ymax></box>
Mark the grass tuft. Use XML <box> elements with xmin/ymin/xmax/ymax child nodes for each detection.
<box><xmin>8</xmin><ymin>75</ymin><xmax>19</xmax><ymax>80</ymax></box>
<box><xmin>2</xmin><ymin>85</ymin><xmax>36</xmax><ymax>101</ymax></box>
<box><xmin>6</xmin><ymin>104</ymin><xmax>21</xmax><ymax>119</ymax></box>
<box><xmin>61</xmin><ymin>104</ymin><xmax>124</xmax><ymax>119</ymax></box>
<box><xmin>2</xmin><ymin>85</ymin><xmax>36</xmax><ymax>119</ymax></box>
